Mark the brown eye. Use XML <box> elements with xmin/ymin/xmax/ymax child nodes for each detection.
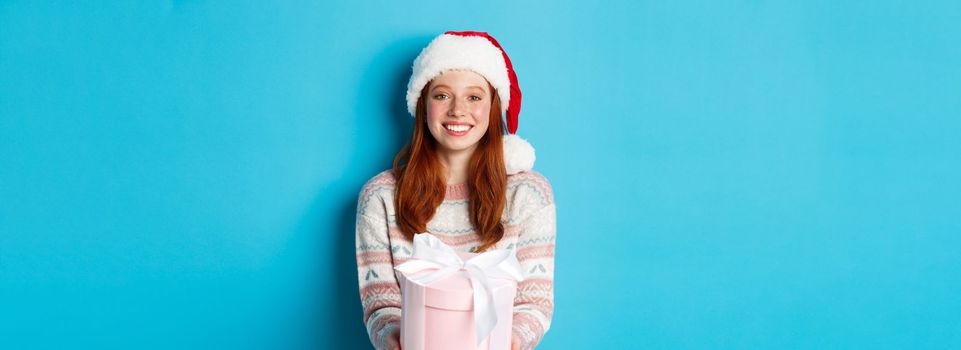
<box><xmin>468</xmin><ymin>95</ymin><xmax>482</xmax><ymax>101</ymax></box>
<box><xmin>433</xmin><ymin>94</ymin><xmax>449</xmax><ymax>100</ymax></box>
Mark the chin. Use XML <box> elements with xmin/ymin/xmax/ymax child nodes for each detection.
<box><xmin>439</xmin><ymin>141</ymin><xmax>479</xmax><ymax>153</ymax></box>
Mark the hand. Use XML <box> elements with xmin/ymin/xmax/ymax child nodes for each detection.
<box><xmin>387</xmin><ymin>331</ymin><xmax>402</xmax><ymax>350</ymax></box>
<box><xmin>511</xmin><ymin>335</ymin><xmax>521</xmax><ymax>350</ymax></box>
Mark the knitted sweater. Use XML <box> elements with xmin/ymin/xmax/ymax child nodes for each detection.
<box><xmin>355</xmin><ymin>169</ymin><xmax>556</xmax><ymax>350</ymax></box>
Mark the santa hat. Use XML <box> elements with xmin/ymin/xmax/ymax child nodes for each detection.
<box><xmin>406</xmin><ymin>31</ymin><xmax>535</xmax><ymax>175</ymax></box>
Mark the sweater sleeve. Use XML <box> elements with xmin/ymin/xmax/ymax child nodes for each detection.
<box><xmin>356</xmin><ymin>185</ymin><xmax>402</xmax><ymax>350</ymax></box>
<box><xmin>511</xmin><ymin>186</ymin><xmax>557</xmax><ymax>349</ymax></box>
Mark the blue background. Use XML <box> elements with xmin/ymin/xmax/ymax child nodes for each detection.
<box><xmin>2</xmin><ymin>1</ymin><xmax>959</xmax><ymax>349</ymax></box>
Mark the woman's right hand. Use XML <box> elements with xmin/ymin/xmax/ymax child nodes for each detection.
<box><xmin>387</xmin><ymin>332</ymin><xmax>401</xmax><ymax>350</ymax></box>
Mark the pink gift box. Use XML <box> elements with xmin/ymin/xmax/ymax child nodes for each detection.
<box><xmin>397</xmin><ymin>252</ymin><xmax>518</xmax><ymax>350</ymax></box>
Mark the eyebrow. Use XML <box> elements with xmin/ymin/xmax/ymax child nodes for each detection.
<box><xmin>430</xmin><ymin>84</ymin><xmax>489</xmax><ymax>93</ymax></box>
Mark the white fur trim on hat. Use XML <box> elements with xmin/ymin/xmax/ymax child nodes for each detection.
<box><xmin>503</xmin><ymin>134</ymin><xmax>535</xmax><ymax>175</ymax></box>
<box><xmin>406</xmin><ymin>34</ymin><xmax>511</xmax><ymax>117</ymax></box>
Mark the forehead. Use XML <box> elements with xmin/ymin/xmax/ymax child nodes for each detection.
<box><xmin>430</xmin><ymin>69</ymin><xmax>490</xmax><ymax>91</ymax></box>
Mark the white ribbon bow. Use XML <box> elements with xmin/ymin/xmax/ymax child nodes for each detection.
<box><xmin>395</xmin><ymin>233</ymin><xmax>525</xmax><ymax>347</ymax></box>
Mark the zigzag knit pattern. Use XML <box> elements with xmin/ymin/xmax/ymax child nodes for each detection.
<box><xmin>355</xmin><ymin>169</ymin><xmax>556</xmax><ymax>350</ymax></box>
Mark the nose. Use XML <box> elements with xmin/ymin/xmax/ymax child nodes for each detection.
<box><xmin>448</xmin><ymin>96</ymin><xmax>466</xmax><ymax>117</ymax></box>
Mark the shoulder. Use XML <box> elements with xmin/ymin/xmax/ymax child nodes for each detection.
<box><xmin>508</xmin><ymin>169</ymin><xmax>554</xmax><ymax>203</ymax></box>
<box><xmin>356</xmin><ymin>169</ymin><xmax>396</xmax><ymax>217</ymax></box>
<box><xmin>360</xmin><ymin>169</ymin><xmax>396</xmax><ymax>193</ymax></box>
<box><xmin>506</xmin><ymin>169</ymin><xmax>555</xmax><ymax>207</ymax></box>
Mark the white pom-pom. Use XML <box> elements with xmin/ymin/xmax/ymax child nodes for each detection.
<box><xmin>503</xmin><ymin>134</ymin><xmax>536</xmax><ymax>175</ymax></box>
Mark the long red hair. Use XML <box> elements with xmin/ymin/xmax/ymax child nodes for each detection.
<box><xmin>392</xmin><ymin>81</ymin><xmax>508</xmax><ymax>252</ymax></box>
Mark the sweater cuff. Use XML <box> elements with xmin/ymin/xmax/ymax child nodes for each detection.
<box><xmin>512</xmin><ymin>312</ymin><xmax>547</xmax><ymax>350</ymax></box>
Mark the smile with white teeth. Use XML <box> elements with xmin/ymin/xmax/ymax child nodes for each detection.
<box><xmin>444</xmin><ymin>124</ymin><xmax>472</xmax><ymax>132</ymax></box>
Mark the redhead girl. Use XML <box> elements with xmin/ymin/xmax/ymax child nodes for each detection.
<box><xmin>355</xmin><ymin>31</ymin><xmax>556</xmax><ymax>350</ymax></box>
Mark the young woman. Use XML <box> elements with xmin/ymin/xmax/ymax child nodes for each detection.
<box><xmin>355</xmin><ymin>31</ymin><xmax>556</xmax><ymax>350</ymax></box>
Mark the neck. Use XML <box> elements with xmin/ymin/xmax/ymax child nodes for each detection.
<box><xmin>436</xmin><ymin>146</ymin><xmax>476</xmax><ymax>185</ymax></box>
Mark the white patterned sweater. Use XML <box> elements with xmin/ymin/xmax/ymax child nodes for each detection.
<box><xmin>355</xmin><ymin>169</ymin><xmax>556</xmax><ymax>350</ymax></box>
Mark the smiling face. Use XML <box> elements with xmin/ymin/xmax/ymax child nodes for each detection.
<box><xmin>425</xmin><ymin>69</ymin><xmax>493</xmax><ymax>156</ymax></box>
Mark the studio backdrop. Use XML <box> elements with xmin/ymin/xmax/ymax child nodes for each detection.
<box><xmin>1</xmin><ymin>1</ymin><xmax>959</xmax><ymax>349</ymax></box>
